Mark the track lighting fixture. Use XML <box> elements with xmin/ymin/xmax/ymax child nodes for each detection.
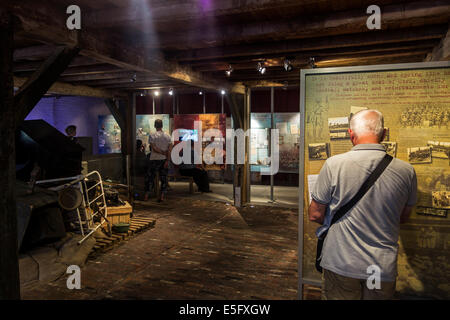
<box><xmin>283</xmin><ymin>59</ymin><xmax>293</xmax><ymax>72</ymax></box>
<box><xmin>257</xmin><ymin>62</ymin><xmax>266</xmax><ymax>74</ymax></box>
<box><xmin>309</xmin><ymin>57</ymin><xmax>316</xmax><ymax>69</ymax></box>
<box><xmin>225</xmin><ymin>65</ymin><xmax>233</xmax><ymax>77</ymax></box>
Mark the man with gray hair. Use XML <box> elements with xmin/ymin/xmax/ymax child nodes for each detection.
<box><xmin>309</xmin><ymin>109</ymin><xmax>417</xmax><ymax>300</ymax></box>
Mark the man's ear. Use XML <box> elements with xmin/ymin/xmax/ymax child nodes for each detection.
<box><xmin>348</xmin><ymin>128</ymin><xmax>356</xmax><ymax>145</ymax></box>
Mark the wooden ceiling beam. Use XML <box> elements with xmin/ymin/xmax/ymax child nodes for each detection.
<box><xmin>74</xmin><ymin>77</ymin><xmax>174</xmax><ymax>87</ymax></box>
<box><xmin>184</xmin><ymin>39</ymin><xmax>439</xmax><ymax>68</ymax></box>
<box><xmin>59</xmin><ymin>71</ymin><xmax>150</xmax><ymax>83</ymax></box>
<box><xmin>13</xmin><ymin>44</ymin><xmax>56</xmax><ymax>60</ymax></box>
<box><xmin>14</xmin><ymin>64</ymin><xmax>123</xmax><ymax>78</ymax></box>
<box><xmin>168</xmin><ymin>25</ymin><xmax>447</xmax><ymax>62</ymax></box>
<box><xmin>7</xmin><ymin>0</ymin><xmax>244</xmax><ymax>93</ymax></box>
<box><xmin>425</xmin><ymin>26</ymin><xmax>450</xmax><ymax>61</ymax></box>
<box><xmin>144</xmin><ymin>1</ymin><xmax>450</xmax><ymax>48</ymax></box>
<box><xmin>98</xmin><ymin>80</ymin><xmax>182</xmax><ymax>89</ymax></box>
<box><xmin>14</xmin><ymin>76</ymin><xmax>116</xmax><ymax>98</ymax></box>
<box><xmin>195</xmin><ymin>47</ymin><xmax>433</xmax><ymax>72</ymax></box>
<box><xmin>14</xmin><ymin>56</ymin><xmax>101</xmax><ymax>72</ymax></box>
<box><xmin>84</xmin><ymin>0</ymin><xmax>317</xmax><ymax>28</ymax></box>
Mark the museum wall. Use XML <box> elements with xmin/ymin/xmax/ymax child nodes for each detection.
<box><xmin>26</xmin><ymin>96</ymin><xmax>112</xmax><ymax>155</ymax></box>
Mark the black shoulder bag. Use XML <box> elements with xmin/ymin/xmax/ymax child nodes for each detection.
<box><xmin>315</xmin><ymin>154</ymin><xmax>393</xmax><ymax>273</ymax></box>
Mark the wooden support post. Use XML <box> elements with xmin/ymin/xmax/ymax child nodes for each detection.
<box><xmin>243</xmin><ymin>87</ymin><xmax>251</xmax><ymax>204</ymax></box>
<box><xmin>125</xmin><ymin>93</ymin><xmax>136</xmax><ymax>204</ymax></box>
<box><xmin>0</xmin><ymin>11</ymin><xmax>20</xmax><ymax>300</ymax></box>
<box><xmin>14</xmin><ymin>45</ymin><xmax>80</xmax><ymax>126</ymax></box>
<box><xmin>226</xmin><ymin>89</ymin><xmax>250</xmax><ymax>206</ymax></box>
<box><xmin>104</xmin><ymin>98</ymin><xmax>126</xmax><ymax>131</ymax></box>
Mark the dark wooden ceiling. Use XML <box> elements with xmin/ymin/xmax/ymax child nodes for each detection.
<box><xmin>5</xmin><ymin>0</ymin><xmax>450</xmax><ymax>95</ymax></box>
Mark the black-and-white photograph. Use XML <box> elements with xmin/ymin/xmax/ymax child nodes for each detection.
<box><xmin>308</xmin><ymin>143</ymin><xmax>330</xmax><ymax>161</ymax></box>
<box><xmin>328</xmin><ymin>117</ymin><xmax>349</xmax><ymax>132</ymax></box>
<box><xmin>330</xmin><ymin>131</ymin><xmax>350</xmax><ymax>140</ymax></box>
<box><xmin>381</xmin><ymin>141</ymin><xmax>397</xmax><ymax>157</ymax></box>
<box><xmin>408</xmin><ymin>146</ymin><xmax>432</xmax><ymax>164</ymax></box>
<box><xmin>432</xmin><ymin>191</ymin><xmax>450</xmax><ymax>209</ymax></box>
<box><xmin>416</xmin><ymin>206</ymin><xmax>448</xmax><ymax>218</ymax></box>
<box><xmin>427</xmin><ymin>141</ymin><xmax>450</xmax><ymax>159</ymax></box>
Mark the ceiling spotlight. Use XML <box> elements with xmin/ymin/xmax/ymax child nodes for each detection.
<box><xmin>199</xmin><ymin>91</ymin><xmax>203</xmax><ymax>95</ymax></box>
<box><xmin>257</xmin><ymin>62</ymin><xmax>266</xmax><ymax>74</ymax></box>
<box><xmin>168</xmin><ymin>88</ymin><xmax>173</xmax><ymax>96</ymax></box>
<box><xmin>221</xmin><ymin>90</ymin><xmax>226</xmax><ymax>95</ymax></box>
<box><xmin>225</xmin><ymin>65</ymin><xmax>233</xmax><ymax>77</ymax></box>
<box><xmin>154</xmin><ymin>90</ymin><xmax>159</xmax><ymax>96</ymax></box>
<box><xmin>309</xmin><ymin>57</ymin><xmax>316</xmax><ymax>69</ymax></box>
<box><xmin>131</xmin><ymin>73</ymin><xmax>137</xmax><ymax>82</ymax></box>
<box><xmin>283</xmin><ymin>59</ymin><xmax>293</xmax><ymax>72</ymax></box>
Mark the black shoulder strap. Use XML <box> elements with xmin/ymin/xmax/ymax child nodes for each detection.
<box><xmin>330</xmin><ymin>153</ymin><xmax>393</xmax><ymax>226</ymax></box>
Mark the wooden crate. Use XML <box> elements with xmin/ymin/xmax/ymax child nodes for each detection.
<box><xmin>104</xmin><ymin>201</ymin><xmax>132</xmax><ymax>225</ymax></box>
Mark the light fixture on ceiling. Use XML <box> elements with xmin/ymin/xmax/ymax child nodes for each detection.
<box><xmin>199</xmin><ymin>90</ymin><xmax>203</xmax><ymax>95</ymax></box>
<box><xmin>154</xmin><ymin>90</ymin><xmax>159</xmax><ymax>96</ymax></box>
<box><xmin>131</xmin><ymin>73</ymin><xmax>137</xmax><ymax>82</ymax></box>
<box><xmin>309</xmin><ymin>57</ymin><xmax>316</xmax><ymax>69</ymax></box>
<box><xmin>221</xmin><ymin>89</ymin><xmax>226</xmax><ymax>95</ymax></box>
<box><xmin>283</xmin><ymin>59</ymin><xmax>294</xmax><ymax>72</ymax></box>
<box><xmin>168</xmin><ymin>88</ymin><xmax>174</xmax><ymax>96</ymax></box>
<box><xmin>257</xmin><ymin>61</ymin><xmax>266</xmax><ymax>74</ymax></box>
<box><xmin>225</xmin><ymin>65</ymin><xmax>233</xmax><ymax>77</ymax></box>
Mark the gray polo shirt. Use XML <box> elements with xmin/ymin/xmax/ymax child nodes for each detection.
<box><xmin>311</xmin><ymin>143</ymin><xmax>417</xmax><ymax>281</ymax></box>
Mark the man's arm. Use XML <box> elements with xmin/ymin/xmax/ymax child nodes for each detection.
<box><xmin>150</xmin><ymin>143</ymin><xmax>165</xmax><ymax>155</ymax></box>
<box><xmin>308</xmin><ymin>199</ymin><xmax>327</xmax><ymax>225</ymax></box>
<box><xmin>400</xmin><ymin>206</ymin><xmax>413</xmax><ymax>224</ymax></box>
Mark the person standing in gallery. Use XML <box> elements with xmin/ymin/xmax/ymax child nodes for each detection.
<box><xmin>308</xmin><ymin>109</ymin><xmax>417</xmax><ymax>300</ymax></box>
<box><xmin>145</xmin><ymin>119</ymin><xmax>172</xmax><ymax>202</ymax></box>
<box><xmin>65</xmin><ymin>125</ymin><xmax>77</xmax><ymax>142</ymax></box>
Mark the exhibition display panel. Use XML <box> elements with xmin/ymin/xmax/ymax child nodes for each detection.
<box><xmin>299</xmin><ymin>62</ymin><xmax>450</xmax><ymax>299</ymax></box>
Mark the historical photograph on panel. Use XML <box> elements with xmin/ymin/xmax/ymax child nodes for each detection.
<box><xmin>399</xmin><ymin>104</ymin><xmax>449</xmax><ymax>128</ymax></box>
<box><xmin>308</xmin><ymin>143</ymin><xmax>330</xmax><ymax>161</ymax></box>
<box><xmin>349</xmin><ymin>106</ymin><xmax>367</xmax><ymax>119</ymax></box>
<box><xmin>328</xmin><ymin>117</ymin><xmax>349</xmax><ymax>132</ymax></box>
<box><xmin>416</xmin><ymin>206</ymin><xmax>448</xmax><ymax>218</ymax></box>
<box><xmin>432</xmin><ymin>190</ymin><xmax>450</xmax><ymax>209</ymax></box>
<box><xmin>330</xmin><ymin>131</ymin><xmax>350</xmax><ymax>140</ymax></box>
<box><xmin>427</xmin><ymin>141</ymin><xmax>450</xmax><ymax>159</ymax></box>
<box><xmin>382</xmin><ymin>141</ymin><xmax>397</xmax><ymax>157</ymax></box>
<box><xmin>408</xmin><ymin>146</ymin><xmax>432</xmax><ymax>164</ymax></box>
<box><xmin>384</xmin><ymin>127</ymin><xmax>390</xmax><ymax>141</ymax></box>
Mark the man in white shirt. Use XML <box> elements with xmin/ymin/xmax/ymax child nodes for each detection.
<box><xmin>145</xmin><ymin>119</ymin><xmax>172</xmax><ymax>202</ymax></box>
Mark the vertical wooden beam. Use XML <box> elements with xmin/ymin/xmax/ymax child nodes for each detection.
<box><xmin>242</xmin><ymin>87</ymin><xmax>251</xmax><ymax>205</ymax></box>
<box><xmin>226</xmin><ymin>90</ymin><xmax>250</xmax><ymax>206</ymax></box>
<box><xmin>14</xmin><ymin>46</ymin><xmax>80</xmax><ymax>126</ymax></box>
<box><xmin>0</xmin><ymin>11</ymin><xmax>20</xmax><ymax>300</ymax></box>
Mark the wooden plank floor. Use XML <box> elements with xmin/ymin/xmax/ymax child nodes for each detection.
<box><xmin>89</xmin><ymin>217</ymin><xmax>156</xmax><ymax>258</ymax></box>
<box><xmin>21</xmin><ymin>198</ymin><xmax>299</xmax><ymax>300</ymax></box>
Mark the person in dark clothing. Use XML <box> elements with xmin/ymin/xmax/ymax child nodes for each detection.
<box><xmin>179</xmin><ymin>140</ymin><xmax>211</xmax><ymax>193</ymax></box>
<box><xmin>65</xmin><ymin>125</ymin><xmax>77</xmax><ymax>143</ymax></box>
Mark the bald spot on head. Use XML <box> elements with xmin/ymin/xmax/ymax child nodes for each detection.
<box><xmin>349</xmin><ymin>109</ymin><xmax>384</xmax><ymax>143</ymax></box>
